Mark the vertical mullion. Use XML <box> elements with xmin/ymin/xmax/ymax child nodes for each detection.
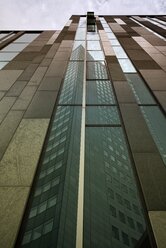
<box><xmin>76</xmin><ymin>18</ymin><xmax>87</xmax><ymax>248</ymax></box>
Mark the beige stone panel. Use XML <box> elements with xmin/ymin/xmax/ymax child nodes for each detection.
<box><xmin>149</xmin><ymin>53</ymin><xmax>166</xmax><ymax>67</ymax></box>
<box><xmin>0</xmin><ymin>70</ymin><xmax>23</xmax><ymax>91</ymax></box>
<box><xmin>47</xmin><ymin>32</ymin><xmax>59</xmax><ymax>44</ymax></box>
<box><xmin>0</xmin><ymin>118</ymin><xmax>49</xmax><ymax>186</ymax></box>
<box><xmin>108</xmin><ymin>23</ymin><xmax>126</xmax><ymax>32</ymax></box>
<box><xmin>0</xmin><ymin>186</ymin><xmax>30</xmax><ymax>248</ymax></box>
<box><xmin>149</xmin><ymin>211</ymin><xmax>166</xmax><ymax>248</ymax></box>
<box><xmin>156</xmin><ymin>46</ymin><xmax>166</xmax><ymax>52</ymax></box>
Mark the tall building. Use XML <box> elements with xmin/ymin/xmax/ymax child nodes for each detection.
<box><xmin>0</xmin><ymin>13</ymin><xmax>166</xmax><ymax>248</ymax></box>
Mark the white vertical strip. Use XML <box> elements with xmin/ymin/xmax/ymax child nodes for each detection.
<box><xmin>76</xmin><ymin>18</ymin><xmax>87</xmax><ymax>248</ymax></box>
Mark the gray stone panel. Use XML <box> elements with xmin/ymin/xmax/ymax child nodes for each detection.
<box><xmin>38</xmin><ymin>76</ymin><xmax>62</xmax><ymax>91</ymax></box>
<box><xmin>12</xmin><ymin>86</ymin><xmax>37</xmax><ymax>110</ymax></box>
<box><xmin>0</xmin><ymin>70</ymin><xmax>23</xmax><ymax>91</ymax></box>
<box><xmin>6</xmin><ymin>81</ymin><xmax>27</xmax><ymax>97</ymax></box>
<box><xmin>0</xmin><ymin>110</ymin><xmax>24</xmax><ymax>160</ymax></box>
<box><xmin>24</xmin><ymin>91</ymin><xmax>58</xmax><ymax>118</ymax></box>
<box><xmin>133</xmin><ymin>153</ymin><xmax>166</xmax><ymax>211</ymax></box>
<box><xmin>119</xmin><ymin>103</ymin><xmax>158</xmax><ymax>152</ymax></box>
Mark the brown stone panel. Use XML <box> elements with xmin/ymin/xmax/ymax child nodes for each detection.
<box><xmin>113</xmin><ymin>81</ymin><xmax>136</xmax><ymax>103</ymax></box>
<box><xmin>63</xmin><ymin>32</ymin><xmax>76</xmax><ymax>40</ymax></box>
<box><xmin>107</xmin><ymin>63</ymin><xmax>126</xmax><ymax>81</ymax></box>
<box><xmin>13</xmin><ymin>52</ymin><xmax>39</xmax><ymax>61</ymax></box>
<box><xmin>139</xmin><ymin>70</ymin><xmax>166</xmax><ymax>90</ymax></box>
<box><xmin>40</xmin><ymin>45</ymin><xmax>52</xmax><ymax>54</ymax></box>
<box><xmin>126</xmin><ymin>49</ymin><xmax>152</xmax><ymax>61</ymax></box>
<box><xmin>142</xmin><ymin>35</ymin><xmax>166</xmax><ymax>46</ymax></box>
<box><xmin>0</xmin><ymin>97</ymin><xmax>16</xmax><ymax>124</ymax></box>
<box><xmin>38</xmin><ymin>76</ymin><xmax>62</xmax><ymax>91</ymax></box>
<box><xmin>142</xmin><ymin>21</ymin><xmax>166</xmax><ymax>37</ymax></box>
<box><xmin>105</xmin><ymin>56</ymin><xmax>118</xmax><ymax>64</ymax></box>
<box><xmin>133</xmin><ymin>153</ymin><xmax>166</xmax><ymax>210</ymax></box>
<box><xmin>12</xmin><ymin>85</ymin><xmax>37</xmax><ymax>110</ymax></box>
<box><xmin>32</xmin><ymin>55</ymin><xmax>45</xmax><ymax>63</ymax></box>
<box><xmin>70</xmin><ymin>15</ymin><xmax>80</xmax><ymax>23</ymax></box>
<box><xmin>68</xmin><ymin>24</ymin><xmax>78</xmax><ymax>32</ymax></box>
<box><xmin>24</xmin><ymin>91</ymin><xmax>58</xmax><ymax>118</ymax></box>
<box><xmin>104</xmin><ymin>16</ymin><xmax>116</xmax><ymax>23</ymax></box>
<box><xmin>6</xmin><ymin>81</ymin><xmax>27</xmax><ymax>97</ymax></box>
<box><xmin>118</xmin><ymin>37</ymin><xmax>142</xmax><ymax>50</ymax></box>
<box><xmin>153</xmin><ymin>91</ymin><xmax>166</xmax><ymax>112</ymax></box>
<box><xmin>53</xmin><ymin>51</ymin><xmax>71</xmax><ymax>61</ymax></box>
<box><xmin>45</xmin><ymin>61</ymin><xmax>68</xmax><ymax>77</ymax></box>
<box><xmin>0</xmin><ymin>70</ymin><xmax>23</xmax><ymax>91</ymax></box>
<box><xmin>17</xmin><ymin>64</ymin><xmax>39</xmax><ymax>81</ymax></box>
<box><xmin>119</xmin><ymin>103</ymin><xmax>158</xmax><ymax>153</ymax></box>
<box><xmin>3</xmin><ymin>61</ymin><xmax>31</xmax><ymax>70</ymax></box>
<box><xmin>149</xmin><ymin>53</ymin><xmax>166</xmax><ymax>68</ymax></box>
<box><xmin>109</xmin><ymin>23</ymin><xmax>126</xmax><ymax>33</ymax></box>
<box><xmin>96</xmin><ymin>20</ymin><xmax>104</xmax><ymax>30</ymax></box>
<box><xmin>40</xmin><ymin>58</ymin><xmax>52</xmax><ymax>67</ymax></box>
<box><xmin>45</xmin><ymin>43</ymin><xmax>60</xmax><ymax>59</ymax></box>
<box><xmin>132</xmin><ymin>27</ymin><xmax>152</xmax><ymax>36</ymax></box>
<box><xmin>132</xmin><ymin>60</ymin><xmax>161</xmax><ymax>70</ymax></box>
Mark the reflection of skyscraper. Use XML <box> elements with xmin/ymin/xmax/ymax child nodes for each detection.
<box><xmin>0</xmin><ymin>14</ymin><xmax>166</xmax><ymax>248</ymax></box>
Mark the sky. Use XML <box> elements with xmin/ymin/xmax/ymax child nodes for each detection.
<box><xmin>0</xmin><ymin>0</ymin><xmax>165</xmax><ymax>30</ymax></box>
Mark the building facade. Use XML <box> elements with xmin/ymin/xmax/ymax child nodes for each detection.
<box><xmin>0</xmin><ymin>14</ymin><xmax>166</xmax><ymax>248</ymax></box>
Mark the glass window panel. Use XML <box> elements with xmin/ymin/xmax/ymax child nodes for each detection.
<box><xmin>75</xmin><ymin>28</ymin><xmax>86</xmax><ymax>40</ymax></box>
<box><xmin>32</xmin><ymin>225</ymin><xmax>42</xmax><ymax>241</ymax></box>
<box><xmin>87</xmin><ymin>50</ymin><xmax>105</xmax><ymax>61</ymax></box>
<box><xmin>48</xmin><ymin>196</ymin><xmax>57</xmax><ymax>208</ymax></box>
<box><xmin>107</xmin><ymin>32</ymin><xmax>116</xmax><ymax>39</ymax></box>
<box><xmin>38</xmin><ymin>201</ymin><xmax>47</xmax><ymax>214</ymax></box>
<box><xmin>109</xmin><ymin>39</ymin><xmax>120</xmax><ymax>46</ymax></box>
<box><xmin>70</xmin><ymin>40</ymin><xmax>85</xmax><ymax>60</ymax></box>
<box><xmin>125</xmin><ymin>73</ymin><xmax>155</xmax><ymax>104</ymax></box>
<box><xmin>13</xmin><ymin>33</ymin><xmax>40</xmax><ymax>43</ymax></box>
<box><xmin>113</xmin><ymin>46</ymin><xmax>128</xmax><ymax>58</ymax></box>
<box><xmin>22</xmin><ymin>231</ymin><xmax>32</xmax><ymax>245</ymax></box>
<box><xmin>112</xmin><ymin>226</ymin><xmax>119</xmax><ymax>240</ymax></box>
<box><xmin>87</xmin><ymin>61</ymin><xmax>108</xmax><ymax>79</ymax></box>
<box><xmin>2</xmin><ymin>43</ymin><xmax>28</xmax><ymax>52</ymax></box>
<box><xmin>29</xmin><ymin>207</ymin><xmax>37</xmax><ymax>218</ymax></box>
<box><xmin>86</xmin><ymin>80</ymin><xmax>116</xmax><ymax>104</ymax></box>
<box><xmin>87</xmin><ymin>33</ymin><xmax>100</xmax><ymax>40</ymax></box>
<box><xmin>118</xmin><ymin>58</ymin><xmax>136</xmax><ymax>73</ymax></box>
<box><xmin>104</xmin><ymin>27</ymin><xmax>112</xmax><ymax>33</ymax></box>
<box><xmin>86</xmin><ymin>106</ymin><xmax>120</xmax><ymax>125</ymax></box>
<box><xmin>78</xmin><ymin>17</ymin><xmax>86</xmax><ymax>27</ymax></box>
<box><xmin>122</xmin><ymin>232</ymin><xmax>130</xmax><ymax>246</ymax></box>
<box><xmin>43</xmin><ymin>219</ymin><xmax>54</xmax><ymax>234</ymax></box>
<box><xmin>0</xmin><ymin>52</ymin><xmax>18</xmax><ymax>61</ymax></box>
<box><xmin>84</xmin><ymin>127</ymin><xmax>147</xmax><ymax>247</ymax></box>
<box><xmin>59</xmin><ymin>61</ymin><xmax>83</xmax><ymax>104</ymax></box>
<box><xmin>141</xmin><ymin>106</ymin><xmax>166</xmax><ymax>165</ymax></box>
<box><xmin>87</xmin><ymin>40</ymin><xmax>101</xmax><ymax>50</ymax></box>
<box><xmin>0</xmin><ymin>61</ymin><xmax>8</xmax><ymax>69</ymax></box>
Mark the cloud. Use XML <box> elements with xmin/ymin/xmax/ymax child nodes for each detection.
<box><xmin>0</xmin><ymin>0</ymin><xmax>165</xmax><ymax>30</ymax></box>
